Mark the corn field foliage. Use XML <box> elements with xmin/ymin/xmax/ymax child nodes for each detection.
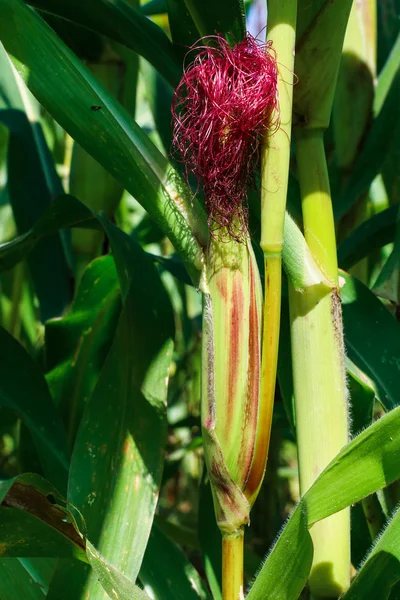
<box><xmin>0</xmin><ymin>0</ymin><xmax>400</xmax><ymax>599</ymax></box>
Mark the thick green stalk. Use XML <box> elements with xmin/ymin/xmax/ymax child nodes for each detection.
<box><xmin>249</xmin><ymin>0</ymin><xmax>297</xmax><ymax>504</ymax></box>
<box><xmin>291</xmin><ymin>3</ymin><xmax>353</xmax><ymax>595</ymax></box>
<box><xmin>291</xmin><ymin>129</ymin><xmax>350</xmax><ymax>598</ymax></box>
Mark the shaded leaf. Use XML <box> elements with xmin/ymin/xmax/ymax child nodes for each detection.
<box><xmin>0</xmin><ymin>326</ymin><xmax>69</xmax><ymax>491</ymax></box>
<box><xmin>0</xmin><ymin>473</ymin><xmax>86</xmax><ymax>560</ymax></box>
<box><xmin>183</xmin><ymin>0</ymin><xmax>246</xmax><ymax>43</ymax></box>
<box><xmin>343</xmin><ymin>506</ymin><xmax>400</xmax><ymax>599</ymax></box>
<box><xmin>26</xmin><ymin>0</ymin><xmax>181</xmax><ymax>88</ymax></box>
<box><xmin>86</xmin><ymin>542</ymin><xmax>151</xmax><ymax>600</ymax></box>
<box><xmin>0</xmin><ymin>559</ymin><xmax>47</xmax><ymax>599</ymax></box>
<box><xmin>248</xmin><ymin>406</ymin><xmax>400</xmax><ymax>599</ymax></box>
<box><xmin>0</xmin><ymin>0</ymin><xmax>206</xmax><ymax>284</ymax></box>
<box><xmin>66</xmin><ymin>221</ymin><xmax>174</xmax><ymax>598</ymax></box>
<box><xmin>198</xmin><ymin>479</ymin><xmax>222</xmax><ymax>600</ymax></box>
<box><xmin>139</xmin><ymin>524</ymin><xmax>210</xmax><ymax>599</ymax></box>
<box><xmin>0</xmin><ymin>44</ymin><xmax>70</xmax><ymax>321</ymax></box>
<box><xmin>45</xmin><ymin>255</ymin><xmax>121</xmax><ymax>445</ymax></box>
<box><xmin>0</xmin><ymin>194</ymin><xmax>95</xmax><ymax>273</ymax></box>
<box><xmin>338</xmin><ymin>205</ymin><xmax>399</xmax><ymax>270</ymax></box>
<box><xmin>341</xmin><ymin>271</ymin><xmax>400</xmax><ymax>409</ymax></box>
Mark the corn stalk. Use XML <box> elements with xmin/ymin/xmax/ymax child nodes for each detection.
<box><xmin>290</xmin><ymin>1</ymin><xmax>353</xmax><ymax>597</ymax></box>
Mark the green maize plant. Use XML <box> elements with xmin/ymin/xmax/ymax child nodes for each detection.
<box><xmin>1</xmin><ymin>1</ymin><xmax>400</xmax><ymax>600</ymax></box>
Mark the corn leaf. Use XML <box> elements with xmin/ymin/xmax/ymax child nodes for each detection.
<box><xmin>0</xmin><ymin>327</ymin><xmax>69</xmax><ymax>492</ymax></box>
<box><xmin>341</xmin><ymin>271</ymin><xmax>400</xmax><ymax>410</ymax></box>
<box><xmin>139</xmin><ymin>524</ymin><xmax>211</xmax><ymax>600</ymax></box>
<box><xmin>248</xmin><ymin>405</ymin><xmax>400</xmax><ymax>599</ymax></box>
<box><xmin>66</xmin><ymin>220</ymin><xmax>174</xmax><ymax>598</ymax></box>
<box><xmin>26</xmin><ymin>0</ymin><xmax>181</xmax><ymax>87</ymax></box>
<box><xmin>0</xmin><ymin>43</ymin><xmax>71</xmax><ymax>321</ymax></box>
<box><xmin>0</xmin><ymin>560</ymin><xmax>48</xmax><ymax>599</ymax></box>
<box><xmin>0</xmin><ymin>473</ymin><xmax>86</xmax><ymax>560</ymax></box>
<box><xmin>338</xmin><ymin>205</ymin><xmax>399</xmax><ymax>270</ymax></box>
<box><xmin>335</xmin><ymin>37</ymin><xmax>400</xmax><ymax>219</ymax></box>
<box><xmin>343</xmin><ymin>506</ymin><xmax>400</xmax><ymax>599</ymax></box>
<box><xmin>183</xmin><ymin>0</ymin><xmax>246</xmax><ymax>42</ymax></box>
<box><xmin>0</xmin><ymin>0</ymin><xmax>206</xmax><ymax>285</ymax></box>
<box><xmin>45</xmin><ymin>255</ymin><xmax>121</xmax><ymax>445</ymax></box>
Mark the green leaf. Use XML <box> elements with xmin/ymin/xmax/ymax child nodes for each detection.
<box><xmin>46</xmin><ymin>561</ymin><xmax>91</xmax><ymax>600</ymax></box>
<box><xmin>377</xmin><ymin>3</ymin><xmax>400</xmax><ymax>78</ymax></box>
<box><xmin>86</xmin><ymin>542</ymin><xmax>151</xmax><ymax>600</ymax></box>
<box><xmin>338</xmin><ymin>205</ymin><xmax>399</xmax><ymax>270</ymax></box>
<box><xmin>183</xmin><ymin>0</ymin><xmax>246</xmax><ymax>42</ymax></box>
<box><xmin>167</xmin><ymin>0</ymin><xmax>199</xmax><ymax>52</ymax></box>
<box><xmin>0</xmin><ymin>0</ymin><xmax>206</xmax><ymax>284</ymax></box>
<box><xmin>0</xmin><ymin>473</ymin><xmax>86</xmax><ymax>561</ymax></box>
<box><xmin>141</xmin><ymin>0</ymin><xmax>167</xmax><ymax>16</ymax></box>
<box><xmin>198</xmin><ymin>479</ymin><xmax>222</xmax><ymax>600</ymax></box>
<box><xmin>17</xmin><ymin>558</ymin><xmax>57</xmax><ymax>596</ymax></box>
<box><xmin>45</xmin><ymin>255</ymin><xmax>121</xmax><ymax>445</ymax></box>
<box><xmin>0</xmin><ymin>559</ymin><xmax>47</xmax><ymax>599</ymax></box>
<box><xmin>341</xmin><ymin>271</ymin><xmax>400</xmax><ymax>410</ymax></box>
<box><xmin>0</xmin><ymin>509</ymin><xmax>82</xmax><ymax>559</ymax></box>
<box><xmin>139</xmin><ymin>524</ymin><xmax>211</xmax><ymax>599</ymax></box>
<box><xmin>67</xmin><ymin>221</ymin><xmax>174</xmax><ymax>598</ymax></box>
<box><xmin>0</xmin><ymin>194</ymin><xmax>95</xmax><ymax>273</ymax></box>
<box><xmin>372</xmin><ymin>215</ymin><xmax>400</xmax><ymax>303</ymax></box>
<box><xmin>247</xmin><ymin>506</ymin><xmax>313</xmax><ymax>600</ymax></box>
<box><xmin>0</xmin><ymin>326</ymin><xmax>69</xmax><ymax>492</ymax></box>
<box><xmin>248</xmin><ymin>406</ymin><xmax>400</xmax><ymax>599</ymax></box>
<box><xmin>26</xmin><ymin>0</ymin><xmax>181</xmax><ymax>88</ymax></box>
<box><xmin>343</xmin><ymin>506</ymin><xmax>400</xmax><ymax>599</ymax></box>
<box><xmin>347</xmin><ymin>364</ymin><xmax>375</xmax><ymax>435</ymax></box>
<box><xmin>0</xmin><ymin>194</ymin><xmax>194</xmax><ymax>288</ymax></box>
<box><xmin>335</xmin><ymin>52</ymin><xmax>400</xmax><ymax>219</ymax></box>
<box><xmin>375</xmin><ymin>33</ymin><xmax>400</xmax><ymax>115</ymax></box>
<box><xmin>0</xmin><ymin>44</ymin><xmax>71</xmax><ymax>321</ymax></box>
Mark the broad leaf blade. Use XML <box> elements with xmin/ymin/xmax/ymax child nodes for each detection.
<box><xmin>0</xmin><ymin>0</ymin><xmax>206</xmax><ymax>284</ymax></box>
<box><xmin>183</xmin><ymin>0</ymin><xmax>246</xmax><ymax>42</ymax></box>
<box><xmin>45</xmin><ymin>255</ymin><xmax>121</xmax><ymax>445</ymax></box>
<box><xmin>248</xmin><ymin>406</ymin><xmax>400</xmax><ymax>599</ymax></box>
<box><xmin>0</xmin><ymin>559</ymin><xmax>47</xmax><ymax>599</ymax></box>
<box><xmin>0</xmin><ymin>45</ymin><xmax>70</xmax><ymax>321</ymax></box>
<box><xmin>341</xmin><ymin>271</ymin><xmax>400</xmax><ymax>409</ymax></box>
<box><xmin>139</xmin><ymin>524</ymin><xmax>211</xmax><ymax>600</ymax></box>
<box><xmin>26</xmin><ymin>0</ymin><xmax>181</xmax><ymax>88</ymax></box>
<box><xmin>0</xmin><ymin>473</ymin><xmax>86</xmax><ymax>560</ymax></box>
<box><xmin>86</xmin><ymin>542</ymin><xmax>151</xmax><ymax>600</ymax></box>
<box><xmin>67</xmin><ymin>222</ymin><xmax>174</xmax><ymax>598</ymax></box>
<box><xmin>0</xmin><ymin>326</ymin><xmax>69</xmax><ymax>491</ymax></box>
<box><xmin>338</xmin><ymin>205</ymin><xmax>399</xmax><ymax>270</ymax></box>
<box><xmin>343</xmin><ymin>506</ymin><xmax>400</xmax><ymax>599</ymax></box>
<box><xmin>0</xmin><ymin>194</ymin><xmax>95</xmax><ymax>273</ymax></box>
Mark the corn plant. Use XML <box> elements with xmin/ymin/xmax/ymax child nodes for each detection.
<box><xmin>0</xmin><ymin>1</ymin><xmax>400</xmax><ymax>599</ymax></box>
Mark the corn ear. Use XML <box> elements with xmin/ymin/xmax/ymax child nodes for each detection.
<box><xmin>201</xmin><ymin>234</ymin><xmax>262</xmax><ymax>535</ymax></box>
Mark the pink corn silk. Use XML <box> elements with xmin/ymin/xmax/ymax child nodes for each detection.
<box><xmin>172</xmin><ymin>34</ymin><xmax>278</xmax><ymax>239</ymax></box>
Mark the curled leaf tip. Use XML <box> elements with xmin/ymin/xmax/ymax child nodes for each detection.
<box><xmin>172</xmin><ymin>34</ymin><xmax>279</xmax><ymax>240</ymax></box>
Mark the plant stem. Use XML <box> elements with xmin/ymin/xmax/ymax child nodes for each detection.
<box><xmin>248</xmin><ymin>0</ymin><xmax>296</xmax><ymax>504</ymax></box>
<box><xmin>222</xmin><ymin>531</ymin><xmax>244</xmax><ymax>600</ymax></box>
<box><xmin>291</xmin><ymin>129</ymin><xmax>350</xmax><ymax>598</ymax></box>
